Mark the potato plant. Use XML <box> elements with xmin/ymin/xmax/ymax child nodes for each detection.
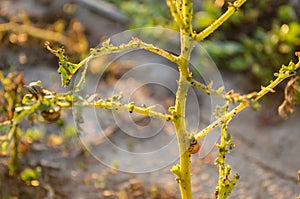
<box><xmin>1</xmin><ymin>0</ymin><xmax>300</xmax><ymax>198</ymax></box>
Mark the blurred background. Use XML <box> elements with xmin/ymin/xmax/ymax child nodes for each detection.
<box><xmin>0</xmin><ymin>0</ymin><xmax>299</xmax><ymax>198</ymax></box>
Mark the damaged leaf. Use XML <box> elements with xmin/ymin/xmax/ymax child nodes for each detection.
<box><xmin>278</xmin><ymin>76</ymin><xmax>300</xmax><ymax>120</ymax></box>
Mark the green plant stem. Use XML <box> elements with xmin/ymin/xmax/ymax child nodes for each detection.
<box><xmin>195</xmin><ymin>0</ymin><xmax>247</xmax><ymax>41</ymax></box>
<box><xmin>172</xmin><ymin>24</ymin><xmax>196</xmax><ymax>199</ymax></box>
<box><xmin>215</xmin><ymin>102</ymin><xmax>239</xmax><ymax>199</ymax></box>
<box><xmin>182</xmin><ymin>0</ymin><xmax>193</xmax><ymax>34</ymax></box>
<box><xmin>3</xmin><ymin>102</ymin><xmax>41</xmax><ymax>174</ymax></box>
<box><xmin>168</xmin><ymin>1</ymin><xmax>248</xmax><ymax>198</ymax></box>
<box><xmin>46</xmin><ymin>38</ymin><xmax>179</xmax><ymax>88</ymax></box>
<box><xmin>7</xmin><ymin>122</ymin><xmax>19</xmax><ymax>175</ymax></box>
<box><xmin>166</xmin><ymin>0</ymin><xmax>185</xmax><ymax>29</ymax></box>
<box><xmin>219</xmin><ymin>122</ymin><xmax>227</xmax><ymax>175</ymax></box>
<box><xmin>195</xmin><ymin>59</ymin><xmax>300</xmax><ymax>141</ymax></box>
<box><xmin>83</xmin><ymin>38</ymin><xmax>179</xmax><ymax>66</ymax></box>
<box><xmin>173</xmin><ymin>76</ymin><xmax>191</xmax><ymax>199</ymax></box>
<box><xmin>18</xmin><ymin>92</ymin><xmax>173</xmax><ymax>122</ymax></box>
<box><xmin>216</xmin><ymin>119</ymin><xmax>227</xmax><ymax>199</ymax></box>
<box><xmin>88</xmin><ymin>100</ymin><xmax>173</xmax><ymax>121</ymax></box>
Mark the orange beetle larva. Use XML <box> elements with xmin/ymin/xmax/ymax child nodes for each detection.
<box><xmin>41</xmin><ymin>105</ymin><xmax>61</xmax><ymax>122</ymax></box>
<box><xmin>188</xmin><ymin>137</ymin><xmax>200</xmax><ymax>154</ymax></box>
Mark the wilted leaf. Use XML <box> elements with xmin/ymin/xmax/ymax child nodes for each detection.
<box><xmin>278</xmin><ymin>76</ymin><xmax>300</xmax><ymax>120</ymax></box>
<box><xmin>45</xmin><ymin>42</ymin><xmax>80</xmax><ymax>87</ymax></box>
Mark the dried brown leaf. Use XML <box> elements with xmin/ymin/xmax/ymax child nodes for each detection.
<box><xmin>278</xmin><ymin>77</ymin><xmax>300</xmax><ymax>120</ymax></box>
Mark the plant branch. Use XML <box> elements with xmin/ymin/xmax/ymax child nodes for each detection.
<box><xmin>84</xmin><ymin>99</ymin><xmax>173</xmax><ymax>122</ymax></box>
<box><xmin>189</xmin><ymin>78</ymin><xmax>224</xmax><ymax>97</ymax></box>
<box><xmin>89</xmin><ymin>38</ymin><xmax>179</xmax><ymax>63</ymax></box>
<box><xmin>194</xmin><ymin>59</ymin><xmax>300</xmax><ymax>141</ymax></box>
<box><xmin>7</xmin><ymin>123</ymin><xmax>19</xmax><ymax>175</ymax></box>
<box><xmin>182</xmin><ymin>0</ymin><xmax>193</xmax><ymax>34</ymax></box>
<box><xmin>17</xmin><ymin>91</ymin><xmax>173</xmax><ymax>123</ymax></box>
<box><xmin>195</xmin><ymin>0</ymin><xmax>247</xmax><ymax>41</ymax></box>
<box><xmin>46</xmin><ymin>38</ymin><xmax>179</xmax><ymax>88</ymax></box>
<box><xmin>215</xmin><ymin>101</ymin><xmax>239</xmax><ymax>198</ymax></box>
<box><xmin>173</xmin><ymin>76</ymin><xmax>191</xmax><ymax>199</ymax></box>
<box><xmin>166</xmin><ymin>0</ymin><xmax>185</xmax><ymax>29</ymax></box>
<box><xmin>171</xmin><ymin>26</ymin><xmax>196</xmax><ymax>199</ymax></box>
<box><xmin>189</xmin><ymin>78</ymin><xmax>258</xmax><ymax>104</ymax></box>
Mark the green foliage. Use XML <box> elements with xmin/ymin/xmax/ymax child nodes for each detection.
<box><xmin>105</xmin><ymin>0</ymin><xmax>173</xmax><ymax>28</ymax></box>
<box><xmin>106</xmin><ymin>0</ymin><xmax>300</xmax><ymax>82</ymax></box>
<box><xmin>198</xmin><ymin>1</ymin><xmax>300</xmax><ymax>83</ymax></box>
<box><xmin>45</xmin><ymin>42</ymin><xmax>80</xmax><ymax>87</ymax></box>
<box><xmin>20</xmin><ymin>167</ymin><xmax>41</xmax><ymax>186</ymax></box>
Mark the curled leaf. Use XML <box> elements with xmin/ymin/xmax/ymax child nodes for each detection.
<box><xmin>278</xmin><ymin>76</ymin><xmax>300</xmax><ymax>120</ymax></box>
<box><xmin>45</xmin><ymin>42</ymin><xmax>80</xmax><ymax>87</ymax></box>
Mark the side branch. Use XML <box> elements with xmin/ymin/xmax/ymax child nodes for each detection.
<box><xmin>83</xmin><ymin>100</ymin><xmax>173</xmax><ymax>122</ymax></box>
<box><xmin>46</xmin><ymin>38</ymin><xmax>179</xmax><ymax>88</ymax></box>
<box><xmin>18</xmin><ymin>88</ymin><xmax>173</xmax><ymax>122</ymax></box>
<box><xmin>189</xmin><ymin>78</ymin><xmax>223</xmax><ymax>98</ymax></box>
<box><xmin>190</xmin><ymin>78</ymin><xmax>258</xmax><ymax>104</ymax></box>
<box><xmin>195</xmin><ymin>0</ymin><xmax>247</xmax><ymax>41</ymax></box>
<box><xmin>215</xmin><ymin>101</ymin><xmax>239</xmax><ymax>198</ymax></box>
<box><xmin>194</xmin><ymin>59</ymin><xmax>300</xmax><ymax>141</ymax></box>
<box><xmin>89</xmin><ymin>38</ymin><xmax>179</xmax><ymax>63</ymax></box>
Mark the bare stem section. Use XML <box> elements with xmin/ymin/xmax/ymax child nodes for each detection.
<box><xmin>195</xmin><ymin>59</ymin><xmax>300</xmax><ymax>141</ymax></box>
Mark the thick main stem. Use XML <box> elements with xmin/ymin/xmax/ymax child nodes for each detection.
<box><xmin>174</xmin><ymin>76</ymin><xmax>191</xmax><ymax>199</ymax></box>
<box><xmin>173</xmin><ymin>34</ymin><xmax>195</xmax><ymax>199</ymax></box>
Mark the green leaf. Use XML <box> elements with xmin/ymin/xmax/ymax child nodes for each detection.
<box><xmin>20</xmin><ymin>167</ymin><xmax>41</xmax><ymax>183</ymax></box>
<box><xmin>58</xmin><ymin>61</ymin><xmax>80</xmax><ymax>87</ymax></box>
<box><xmin>45</xmin><ymin>43</ymin><xmax>80</xmax><ymax>87</ymax></box>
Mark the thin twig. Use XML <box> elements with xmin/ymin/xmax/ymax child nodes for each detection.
<box><xmin>195</xmin><ymin>0</ymin><xmax>247</xmax><ymax>41</ymax></box>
